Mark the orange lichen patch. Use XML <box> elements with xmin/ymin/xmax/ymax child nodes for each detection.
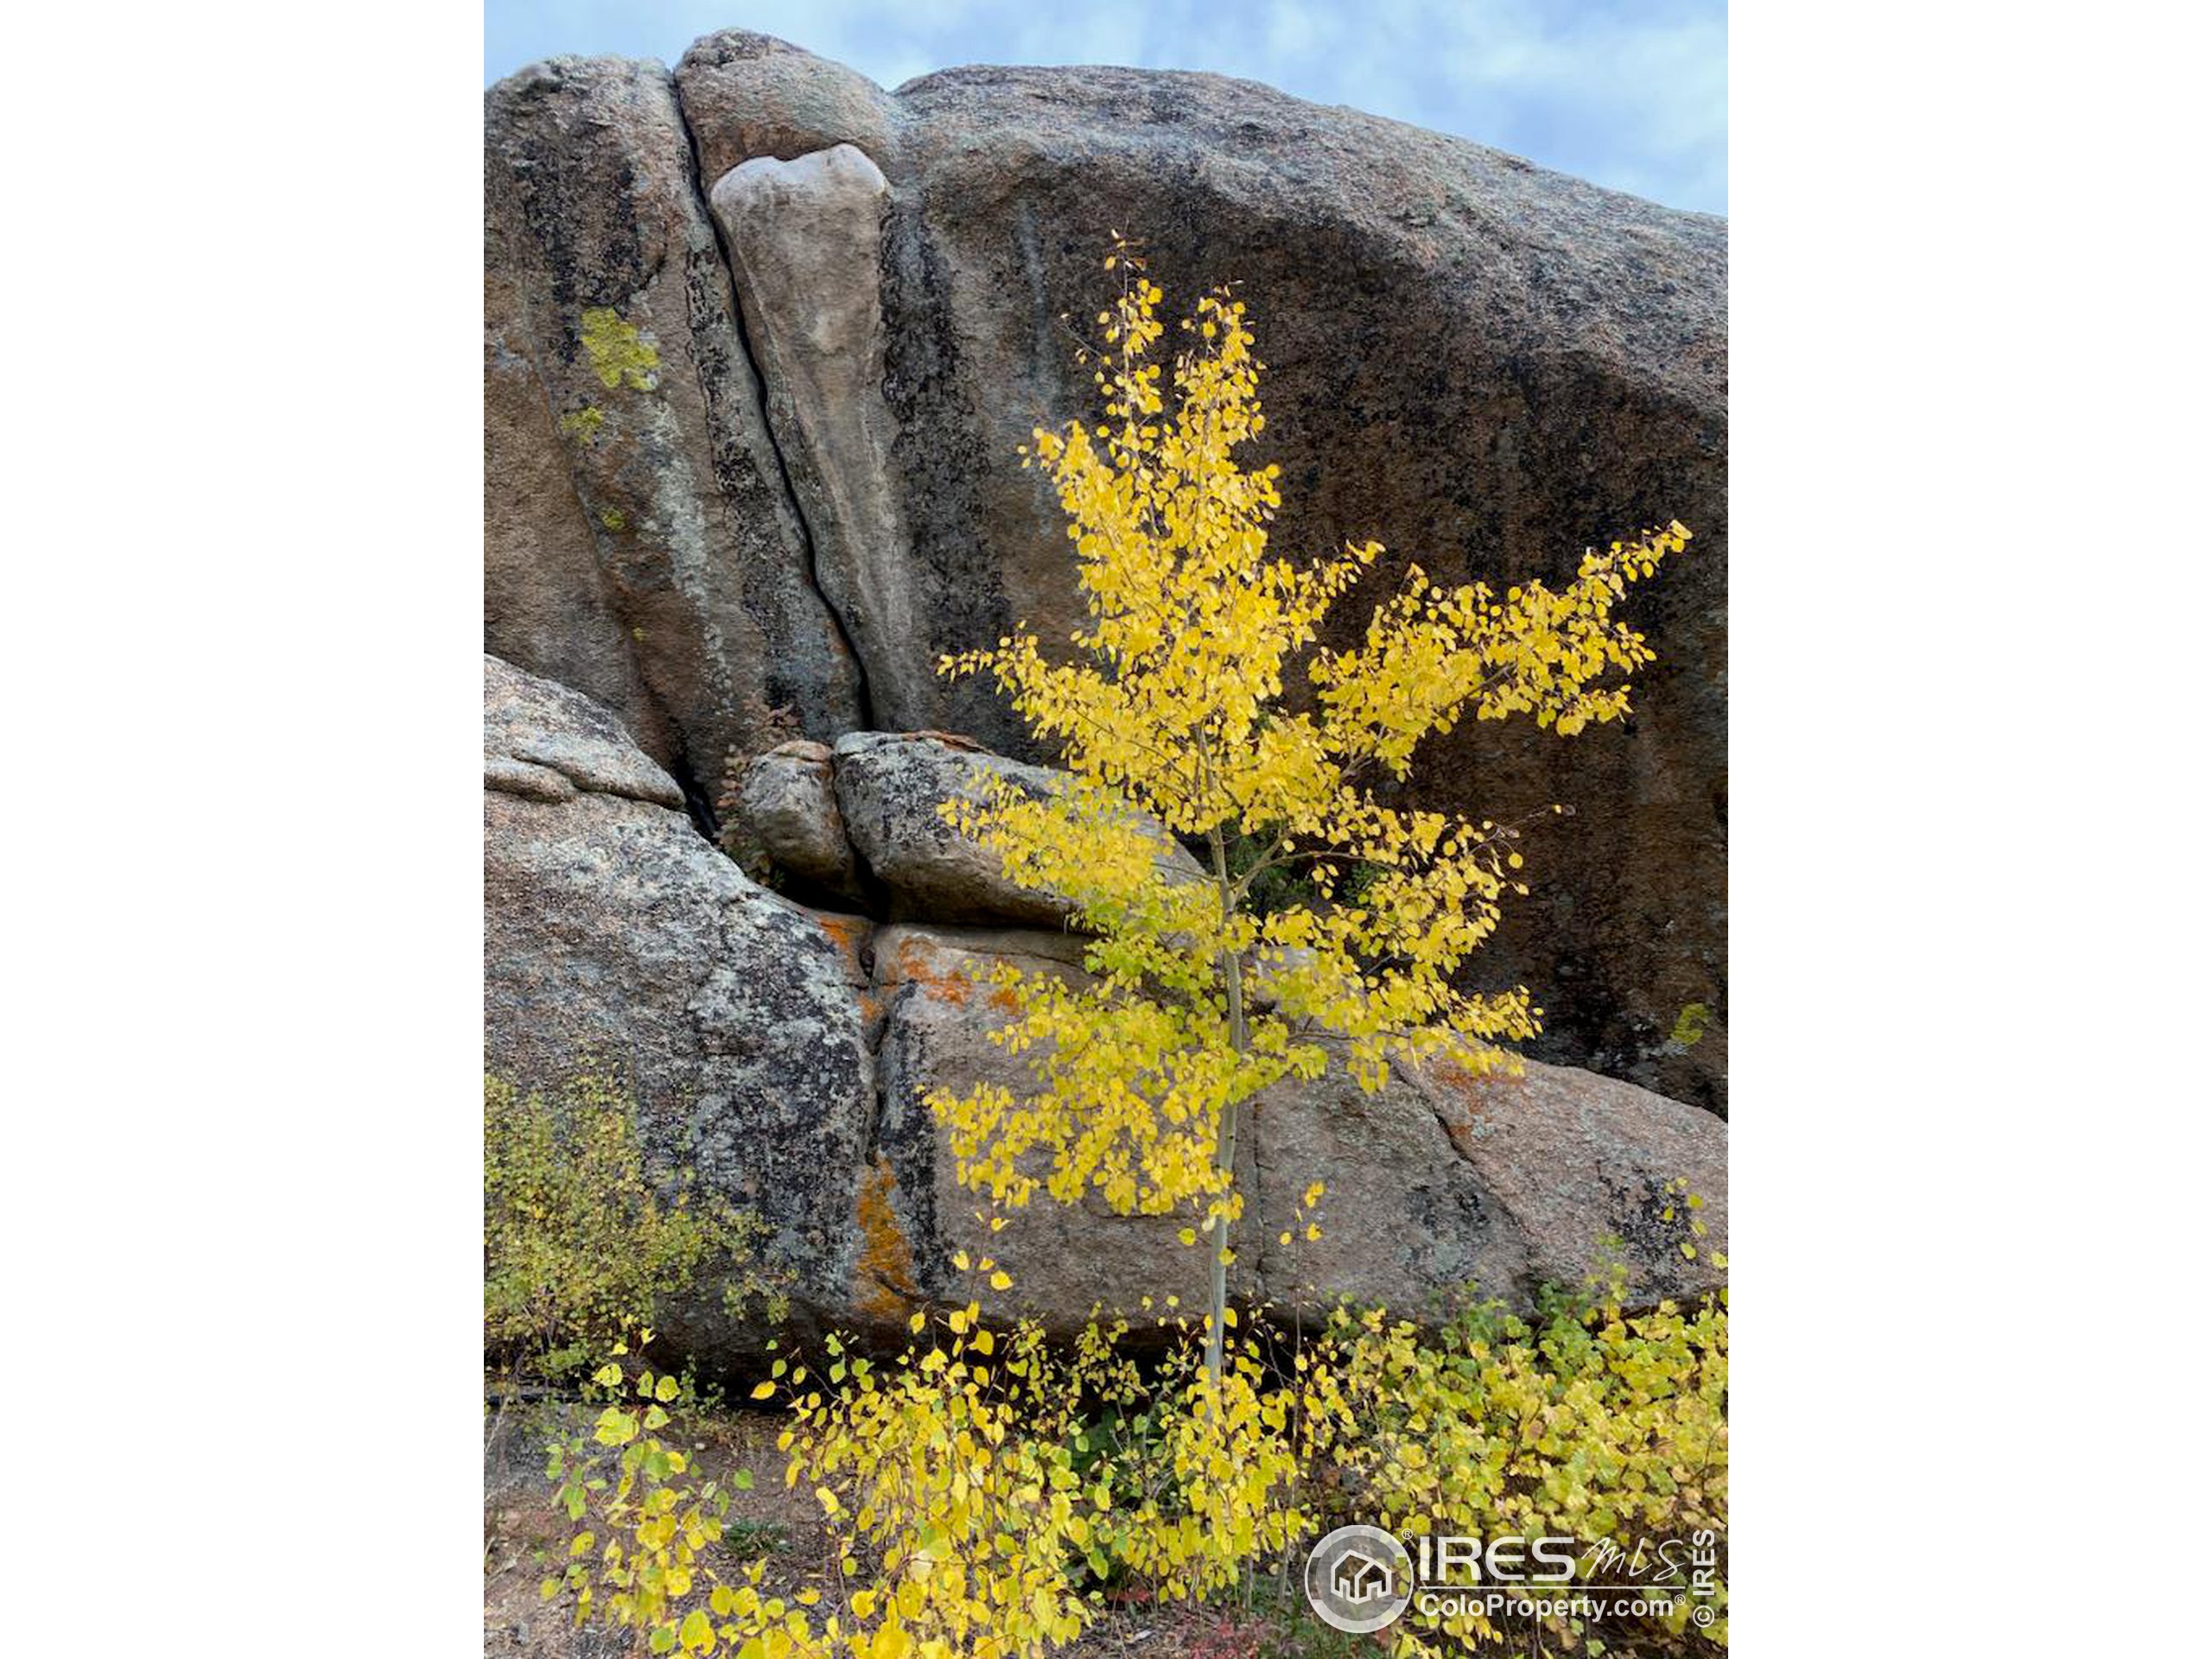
<box><xmin>851</xmin><ymin>1155</ymin><xmax>920</xmax><ymax>1325</ymax></box>
<box><xmin>1427</xmin><ymin>1055</ymin><xmax>1482</xmax><ymax>1098</ymax></box>
<box><xmin>1426</xmin><ymin>1052</ymin><xmax>1522</xmax><ymax>1102</ymax></box>
<box><xmin>809</xmin><ymin>912</ymin><xmax>873</xmax><ymax>990</ymax></box>
<box><xmin>1420</xmin><ymin>1053</ymin><xmax>1529</xmax><ymax>1160</ymax></box>
<box><xmin>1416</xmin><ymin>1057</ymin><xmax>1487</xmax><ymax>1141</ymax></box>
<box><xmin>892</xmin><ymin>938</ymin><xmax>978</xmax><ymax>1006</ymax></box>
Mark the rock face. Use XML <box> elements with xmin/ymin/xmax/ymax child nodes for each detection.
<box><xmin>487</xmin><ymin>33</ymin><xmax>1728</xmax><ymax>1109</ymax></box>
<box><xmin>485</xmin><ymin>660</ymin><xmax>1724</xmax><ymax>1358</ymax></box>
<box><xmin>733</xmin><ymin>740</ymin><xmax>862</xmax><ymax>901</ymax></box>
<box><xmin>709</xmin><ymin>146</ymin><xmax>929</xmax><ymax>729</ymax></box>
<box><xmin>1419</xmin><ymin>1058</ymin><xmax>1731</xmax><ymax>1299</ymax></box>
<box><xmin>483</xmin><ymin>56</ymin><xmax>863</xmax><ymax>800</ymax></box>
<box><xmin>483</xmin><ymin>656</ymin><xmax>875</xmax><ymax>1339</ymax></box>
<box><xmin>828</xmin><ymin>730</ymin><xmax>1205</xmax><ymax>927</ymax></box>
<box><xmin>484</xmin><ymin>654</ymin><xmax>690</xmax><ymax>807</ymax></box>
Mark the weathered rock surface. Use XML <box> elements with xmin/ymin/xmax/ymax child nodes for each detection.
<box><xmin>489</xmin><ymin>34</ymin><xmax>1728</xmax><ymax>1108</ymax></box>
<box><xmin>865</xmin><ymin>925</ymin><xmax>1724</xmax><ymax>1337</ymax></box>
<box><xmin>484</xmin><ymin>56</ymin><xmax>863</xmax><ymax>797</ymax></box>
<box><xmin>1419</xmin><ymin>1057</ymin><xmax>1730</xmax><ymax>1300</ymax></box>
<box><xmin>676</xmin><ymin>30</ymin><xmax>897</xmax><ymax>186</ymax></box>
<box><xmin>733</xmin><ymin>740</ymin><xmax>862</xmax><ymax>900</ymax></box>
<box><xmin>484</xmin><ymin>659</ymin><xmax>1724</xmax><ymax>1358</ymax></box>
<box><xmin>485</xmin><ymin>653</ymin><xmax>689</xmax><ymax>808</ymax></box>
<box><xmin>483</xmin><ymin>656</ymin><xmax>874</xmax><ymax>1345</ymax></box>
<box><xmin>828</xmin><ymin>730</ymin><xmax>1207</xmax><ymax>927</ymax></box>
<box><xmin>830</xmin><ymin>731</ymin><xmax>1065</xmax><ymax>925</ymax></box>
<box><xmin>1248</xmin><ymin>1059</ymin><xmax>1534</xmax><ymax>1322</ymax></box>
<box><xmin>485</xmin><ymin>333</ymin><xmax>672</xmax><ymax>766</ymax></box>
<box><xmin>709</xmin><ymin>146</ymin><xmax>930</xmax><ymax>728</ymax></box>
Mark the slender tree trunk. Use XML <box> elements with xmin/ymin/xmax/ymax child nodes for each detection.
<box><xmin>1205</xmin><ymin>828</ymin><xmax>1248</xmax><ymax>1404</ymax></box>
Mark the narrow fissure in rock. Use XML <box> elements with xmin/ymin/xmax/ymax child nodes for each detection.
<box><xmin>672</xmin><ymin>94</ymin><xmax>880</xmax><ymax>734</ymax></box>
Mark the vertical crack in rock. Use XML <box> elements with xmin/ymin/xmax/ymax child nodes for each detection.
<box><xmin>852</xmin><ymin>934</ymin><xmax>944</xmax><ymax>1324</ymax></box>
<box><xmin>705</xmin><ymin>144</ymin><xmax>925</xmax><ymax>729</ymax></box>
<box><xmin>665</xmin><ymin>748</ymin><xmax>720</xmax><ymax>841</ymax></box>
<box><xmin>484</xmin><ymin>57</ymin><xmax>866</xmax><ymax>786</ymax></box>
<box><xmin>676</xmin><ymin>105</ymin><xmax>880</xmax><ymax>733</ymax></box>
<box><xmin>726</xmin><ymin>265</ymin><xmax>880</xmax><ymax>735</ymax></box>
<box><xmin>857</xmin><ymin>964</ymin><xmax>900</xmax><ymax>1164</ymax></box>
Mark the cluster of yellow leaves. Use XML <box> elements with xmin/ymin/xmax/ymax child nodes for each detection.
<box><xmin>730</xmin><ymin>1262</ymin><xmax>1329</xmax><ymax>1656</ymax></box>
<box><xmin>766</xmin><ymin>1313</ymin><xmax>1096</xmax><ymax>1659</ymax></box>
<box><xmin>931</xmin><ymin>239</ymin><xmax>1688</xmax><ymax>1239</ymax></box>
<box><xmin>1097</xmin><ymin>1356</ymin><xmax>1310</xmax><ymax>1603</ymax></box>
<box><xmin>541</xmin><ymin>1338</ymin><xmax>756</xmax><ymax>1653</ymax></box>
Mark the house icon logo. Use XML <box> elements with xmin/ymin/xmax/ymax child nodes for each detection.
<box><xmin>1332</xmin><ymin>1548</ymin><xmax>1395</xmax><ymax>1602</ymax></box>
<box><xmin>1305</xmin><ymin>1525</ymin><xmax>1414</xmax><ymax>1632</ymax></box>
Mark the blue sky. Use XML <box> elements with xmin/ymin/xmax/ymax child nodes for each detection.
<box><xmin>485</xmin><ymin>2</ymin><xmax>1726</xmax><ymax>214</ymax></box>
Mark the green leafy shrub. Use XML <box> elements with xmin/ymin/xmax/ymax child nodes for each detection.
<box><xmin>484</xmin><ymin>1069</ymin><xmax>782</xmax><ymax>1382</ymax></box>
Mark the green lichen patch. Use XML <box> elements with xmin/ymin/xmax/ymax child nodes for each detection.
<box><xmin>556</xmin><ymin>404</ymin><xmax>606</xmax><ymax>445</ymax></box>
<box><xmin>579</xmin><ymin>307</ymin><xmax>659</xmax><ymax>392</ymax></box>
<box><xmin>1669</xmin><ymin>1001</ymin><xmax>1713</xmax><ymax>1048</ymax></box>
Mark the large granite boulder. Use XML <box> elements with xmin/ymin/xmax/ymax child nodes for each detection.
<box><xmin>487</xmin><ymin>34</ymin><xmax>1728</xmax><ymax>1109</ymax></box>
<box><xmin>737</xmin><ymin>729</ymin><xmax>1205</xmax><ymax>927</ymax></box>
<box><xmin>856</xmin><ymin>924</ymin><xmax>1726</xmax><ymax>1339</ymax></box>
<box><xmin>482</xmin><ymin>655</ymin><xmax>875</xmax><ymax>1350</ymax></box>
<box><xmin>830</xmin><ymin>731</ymin><xmax>1078</xmax><ymax>925</ymax></box>
<box><xmin>1417</xmin><ymin>1055</ymin><xmax>1731</xmax><ymax>1299</ymax></box>
<box><xmin>732</xmin><ymin>739</ymin><xmax>864</xmax><ymax>902</ymax></box>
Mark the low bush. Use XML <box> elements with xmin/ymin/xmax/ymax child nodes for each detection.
<box><xmin>484</xmin><ymin>1069</ymin><xmax>784</xmax><ymax>1384</ymax></box>
<box><xmin>1317</xmin><ymin>1284</ymin><xmax>1728</xmax><ymax>1654</ymax></box>
<box><xmin>533</xmin><ymin>1255</ymin><xmax>1726</xmax><ymax>1658</ymax></box>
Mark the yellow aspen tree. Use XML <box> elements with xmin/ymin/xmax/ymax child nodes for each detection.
<box><xmin>931</xmin><ymin>239</ymin><xmax>1690</xmax><ymax>1398</ymax></box>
